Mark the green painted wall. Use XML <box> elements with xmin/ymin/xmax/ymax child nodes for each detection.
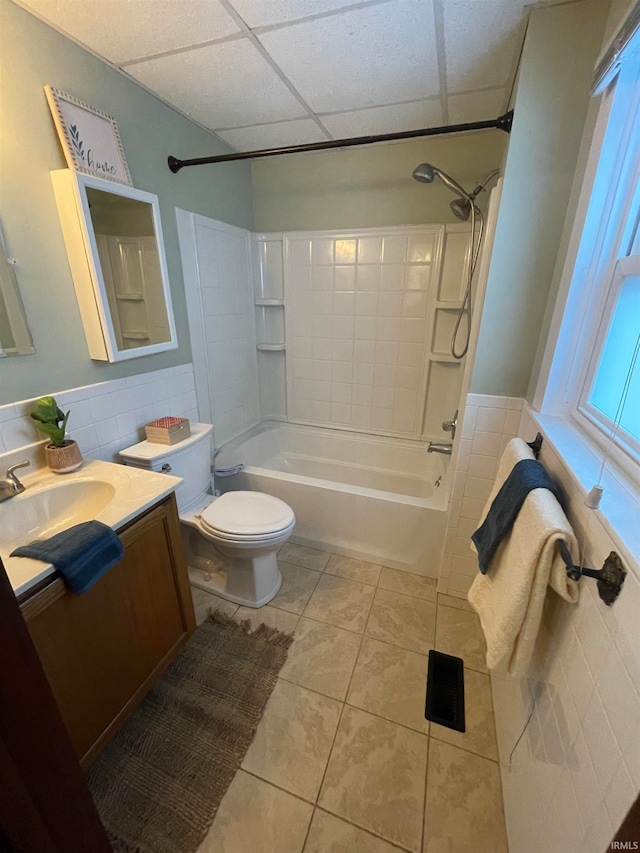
<box><xmin>526</xmin><ymin>0</ymin><xmax>633</xmax><ymax>402</ymax></box>
<box><xmin>0</xmin><ymin>0</ymin><xmax>253</xmax><ymax>404</ymax></box>
<box><xmin>252</xmin><ymin>132</ymin><xmax>507</xmax><ymax>232</ymax></box>
<box><xmin>471</xmin><ymin>0</ymin><xmax>609</xmax><ymax>397</ymax></box>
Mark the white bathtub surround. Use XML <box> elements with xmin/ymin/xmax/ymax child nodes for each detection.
<box><xmin>215</xmin><ymin>422</ymin><xmax>449</xmax><ymax>578</ymax></box>
<box><xmin>253</xmin><ymin>235</ymin><xmax>288</xmax><ymax>422</ymax></box>
<box><xmin>181</xmin><ymin>222</ymin><xmax>469</xmax><ymax>441</ymax></box>
<box><xmin>492</xmin><ymin>406</ymin><xmax>640</xmax><ymax>853</ymax></box>
<box><xmin>284</xmin><ymin>226</ymin><xmax>469</xmax><ymax>440</ymax></box>
<box><xmin>0</xmin><ymin>364</ymin><xmax>198</xmax><ymax>469</ymax></box>
<box><xmin>177</xmin><ymin>212</ymin><xmax>260</xmax><ymax>447</ymax></box>
<box><xmin>438</xmin><ymin>392</ymin><xmax>524</xmax><ymax>597</ymax></box>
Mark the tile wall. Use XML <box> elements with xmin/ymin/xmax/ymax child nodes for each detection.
<box><xmin>253</xmin><ymin>235</ymin><xmax>287</xmax><ymax>422</ymax></box>
<box><xmin>192</xmin><ymin>217</ymin><xmax>260</xmax><ymax>446</ymax></box>
<box><xmin>439</xmin><ymin>392</ymin><xmax>523</xmax><ymax>597</ymax></box>
<box><xmin>0</xmin><ymin>364</ymin><xmax>198</xmax><ymax>463</ymax></box>
<box><xmin>446</xmin><ymin>394</ymin><xmax>640</xmax><ymax>850</ymax></box>
<box><xmin>492</xmin><ymin>406</ymin><xmax>640</xmax><ymax>853</ymax></box>
<box><xmin>284</xmin><ymin>227</ymin><xmax>467</xmax><ymax>439</ymax></box>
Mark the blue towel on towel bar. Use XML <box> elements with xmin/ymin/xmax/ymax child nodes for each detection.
<box><xmin>11</xmin><ymin>520</ymin><xmax>124</xmax><ymax>594</ymax></box>
<box><xmin>472</xmin><ymin>459</ymin><xmax>561</xmax><ymax>575</ymax></box>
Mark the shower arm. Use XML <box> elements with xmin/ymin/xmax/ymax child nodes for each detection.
<box><xmin>168</xmin><ymin>111</ymin><xmax>514</xmax><ymax>172</ymax></box>
<box><xmin>470</xmin><ymin>168</ymin><xmax>501</xmax><ymax>200</ymax></box>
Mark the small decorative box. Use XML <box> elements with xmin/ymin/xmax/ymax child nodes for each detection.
<box><xmin>145</xmin><ymin>416</ymin><xmax>191</xmax><ymax>446</ymax></box>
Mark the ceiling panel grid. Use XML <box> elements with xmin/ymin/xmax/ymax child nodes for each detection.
<box><xmin>21</xmin><ymin>0</ymin><xmax>529</xmax><ymax>151</ymax></box>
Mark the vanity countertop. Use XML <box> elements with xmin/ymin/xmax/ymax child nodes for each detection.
<box><xmin>0</xmin><ymin>458</ymin><xmax>182</xmax><ymax>597</ymax></box>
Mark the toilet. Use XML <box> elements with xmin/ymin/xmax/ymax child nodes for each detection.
<box><xmin>119</xmin><ymin>424</ymin><xmax>295</xmax><ymax>607</ymax></box>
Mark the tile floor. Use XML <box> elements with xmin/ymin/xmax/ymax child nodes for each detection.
<box><xmin>194</xmin><ymin>544</ymin><xmax>509</xmax><ymax>853</ymax></box>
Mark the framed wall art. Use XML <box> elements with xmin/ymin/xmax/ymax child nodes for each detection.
<box><xmin>44</xmin><ymin>86</ymin><xmax>132</xmax><ymax>186</ymax></box>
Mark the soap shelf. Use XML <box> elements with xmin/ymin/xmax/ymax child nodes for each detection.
<box><xmin>255</xmin><ymin>298</ymin><xmax>284</xmax><ymax>306</ymax></box>
<box><xmin>257</xmin><ymin>343</ymin><xmax>285</xmax><ymax>352</ymax></box>
<box><xmin>116</xmin><ymin>293</ymin><xmax>144</xmax><ymax>302</ymax></box>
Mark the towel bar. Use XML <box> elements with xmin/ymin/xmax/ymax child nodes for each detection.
<box><xmin>557</xmin><ymin>542</ymin><xmax>626</xmax><ymax>605</ymax></box>
<box><xmin>526</xmin><ymin>432</ymin><xmax>543</xmax><ymax>459</ymax></box>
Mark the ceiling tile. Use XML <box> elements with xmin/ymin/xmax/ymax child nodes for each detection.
<box><xmin>228</xmin><ymin>0</ymin><xmax>367</xmax><ymax>28</ymax></box>
<box><xmin>127</xmin><ymin>39</ymin><xmax>307</xmax><ymax>128</ymax></box>
<box><xmin>321</xmin><ymin>98</ymin><xmax>443</xmax><ymax>138</ymax></box>
<box><xmin>257</xmin><ymin>0</ymin><xmax>440</xmax><ymax>114</ymax></box>
<box><xmin>443</xmin><ymin>0</ymin><xmax>527</xmax><ymax>93</ymax></box>
<box><xmin>216</xmin><ymin>118</ymin><xmax>327</xmax><ymax>151</ymax></box>
<box><xmin>20</xmin><ymin>0</ymin><xmax>241</xmax><ymax>64</ymax></box>
<box><xmin>447</xmin><ymin>88</ymin><xmax>506</xmax><ymax>124</ymax></box>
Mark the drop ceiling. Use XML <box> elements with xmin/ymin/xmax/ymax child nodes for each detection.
<box><xmin>20</xmin><ymin>0</ymin><xmax>530</xmax><ymax>152</ymax></box>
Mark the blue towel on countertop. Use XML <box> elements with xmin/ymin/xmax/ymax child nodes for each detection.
<box><xmin>472</xmin><ymin>459</ymin><xmax>561</xmax><ymax>575</ymax></box>
<box><xmin>11</xmin><ymin>520</ymin><xmax>124</xmax><ymax>594</ymax></box>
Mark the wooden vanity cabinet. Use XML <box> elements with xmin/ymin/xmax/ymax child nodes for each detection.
<box><xmin>18</xmin><ymin>493</ymin><xmax>195</xmax><ymax>769</ymax></box>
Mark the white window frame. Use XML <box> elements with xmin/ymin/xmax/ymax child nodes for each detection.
<box><xmin>575</xmin><ymin>252</ymin><xmax>640</xmax><ymax>477</ymax></box>
<box><xmin>536</xmin><ymin>42</ymin><xmax>640</xmax><ymax>489</ymax></box>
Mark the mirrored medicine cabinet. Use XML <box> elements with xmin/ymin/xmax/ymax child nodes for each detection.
<box><xmin>51</xmin><ymin>170</ymin><xmax>178</xmax><ymax>362</ymax></box>
<box><xmin>0</xmin><ymin>221</ymin><xmax>35</xmax><ymax>358</ymax></box>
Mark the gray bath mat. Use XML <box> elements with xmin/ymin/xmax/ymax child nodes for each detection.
<box><xmin>87</xmin><ymin>610</ymin><xmax>293</xmax><ymax>853</ymax></box>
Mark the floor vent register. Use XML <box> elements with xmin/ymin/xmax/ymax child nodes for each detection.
<box><xmin>425</xmin><ymin>650</ymin><xmax>466</xmax><ymax>732</ymax></box>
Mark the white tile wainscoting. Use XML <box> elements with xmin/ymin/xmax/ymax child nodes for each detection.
<box><xmin>438</xmin><ymin>392</ymin><xmax>524</xmax><ymax>598</ymax></box>
<box><xmin>443</xmin><ymin>395</ymin><xmax>640</xmax><ymax>851</ymax></box>
<box><xmin>492</xmin><ymin>407</ymin><xmax>640</xmax><ymax>853</ymax></box>
<box><xmin>0</xmin><ymin>364</ymin><xmax>198</xmax><ymax>465</ymax></box>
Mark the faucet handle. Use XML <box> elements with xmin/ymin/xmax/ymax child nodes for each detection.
<box><xmin>442</xmin><ymin>410</ymin><xmax>458</xmax><ymax>439</ymax></box>
<box><xmin>6</xmin><ymin>459</ymin><xmax>30</xmax><ymax>481</ymax></box>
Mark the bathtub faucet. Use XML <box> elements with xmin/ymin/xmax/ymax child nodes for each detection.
<box><xmin>428</xmin><ymin>442</ymin><xmax>453</xmax><ymax>455</ymax></box>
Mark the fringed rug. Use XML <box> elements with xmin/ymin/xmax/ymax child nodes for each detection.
<box><xmin>87</xmin><ymin>610</ymin><xmax>294</xmax><ymax>853</ymax></box>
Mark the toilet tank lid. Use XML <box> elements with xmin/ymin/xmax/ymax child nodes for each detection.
<box><xmin>119</xmin><ymin>423</ymin><xmax>214</xmax><ymax>465</ymax></box>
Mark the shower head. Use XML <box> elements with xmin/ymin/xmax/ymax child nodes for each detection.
<box><xmin>412</xmin><ymin>163</ymin><xmax>436</xmax><ymax>183</ymax></box>
<box><xmin>412</xmin><ymin>162</ymin><xmax>473</xmax><ymax>203</ymax></box>
<box><xmin>448</xmin><ymin>168</ymin><xmax>501</xmax><ymax>220</ymax></box>
<box><xmin>449</xmin><ymin>197</ymin><xmax>472</xmax><ymax>221</ymax></box>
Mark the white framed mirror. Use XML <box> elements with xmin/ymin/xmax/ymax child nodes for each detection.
<box><xmin>51</xmin><ymin>170</ymin><xmax>178</xmax><ymax>362</ymax></box>
<box><xmin>0</xmin><ymin>221</ymin><xmax>35</xmax><ymax>358</ymax></box>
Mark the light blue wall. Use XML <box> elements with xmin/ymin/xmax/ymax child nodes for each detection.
<box><xmin>0</xmin><ymin>0</ymin><xmax>254</xmax><ymax>404</ymax></box>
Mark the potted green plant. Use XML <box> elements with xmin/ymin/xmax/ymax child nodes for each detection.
<box><xmin>30</xmin><ymin>395</ymin><xmax>83</xmax><ymax>473</ymax></box>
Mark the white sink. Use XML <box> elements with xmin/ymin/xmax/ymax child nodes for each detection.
<box><xmin>1</xmin><ymin>479</ymin><xmax>116</xmax><ymax>552</ymax></box>
<box><xmin>0</xmin><ymin>458</ymin><xmax>183</xmax><ymax>596</ymax></box>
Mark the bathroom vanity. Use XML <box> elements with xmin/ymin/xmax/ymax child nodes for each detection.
<box><xmin>2</xmin><ymin>461</ymin><xmax>195</xmax><ymax>769</ymax></box>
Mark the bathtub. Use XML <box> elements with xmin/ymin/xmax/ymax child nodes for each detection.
<box><xmin>214</xmin><ymin>422</ymin><xmax>450</xmax><ymax>578</ymax></box>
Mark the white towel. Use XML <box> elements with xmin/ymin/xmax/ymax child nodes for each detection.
<box><xmin>467</xmin><ymin>438</ymin><xmax>579</xmax><ymax>677</ymax></box>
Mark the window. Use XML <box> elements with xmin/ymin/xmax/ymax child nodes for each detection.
<box><xmin>580</xmin><ymin>254</ymin><xmax>640</xmax><ymax>461</ymax></box>
<box><xmin>541</xmin><ymin>30</ymin><xmax>640</xmax><ymax>485</ymax></box>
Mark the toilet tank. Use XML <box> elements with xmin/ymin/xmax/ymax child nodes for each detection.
<box><xmin>119</xmin><ymin>423</ymin><xmax>214</xmax><ymax>512</ymax></box>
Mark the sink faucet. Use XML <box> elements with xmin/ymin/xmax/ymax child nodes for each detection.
<box><xmin>428</xmin><ymin>442</ymin><xmax>453</xmax><ymax>455</ymax></box>
<box><xmin>0</xmin><ymin>460</ymin><xmax>30</xmax><ymax>502</ymax></box>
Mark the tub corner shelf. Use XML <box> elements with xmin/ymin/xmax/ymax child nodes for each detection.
<box><xmin>257</xmin><ymin>343</ymin><xmax>285</xmax><ymax>352</ymax></box>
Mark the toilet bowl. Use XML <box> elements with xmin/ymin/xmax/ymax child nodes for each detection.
<box><xmin>182</xmin><ymin>490</ymin><xmax>295</xmax><ymax>607</ymax></box>
<box><xmin>119</xmin><ymin>424</ymin><xmax>295</xmax><ymax>608</ymax></box>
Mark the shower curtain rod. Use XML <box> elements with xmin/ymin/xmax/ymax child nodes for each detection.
<box><xmin>167</xmin><ymin>109</ymin><xmax>514</xmax><ymax>173</ymax></box>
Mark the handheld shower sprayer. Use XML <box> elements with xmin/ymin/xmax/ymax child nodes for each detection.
<box><xmin>412</xmin><ymin>163</ymin><xmax>499</xmax><ymax>358</ymax></box>
<box><xmin>412</xmin><ymin>163</ymin><xmax>473</xmax><ymax>204</ymax></box>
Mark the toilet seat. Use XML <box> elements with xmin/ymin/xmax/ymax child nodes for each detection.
<box><xmin>201</xmin><ymin>521</ymin><xmax>295</xmax><ymax>543</ymax></box>
<box><xmin>200</xmin><ymin>491</ymin><xmax>295</xmax><ymax>539</ymax></box>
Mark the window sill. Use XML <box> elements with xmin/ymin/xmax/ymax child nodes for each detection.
<box><xmin>529</xmin><ymin>407</ymin><xmax>640</xmax><ymax>574</ymax></box>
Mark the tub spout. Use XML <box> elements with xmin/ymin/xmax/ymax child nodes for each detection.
<box><xmin>428</xmin><ymin>442</ymin><xmax>453</xmax><ymax>455</ymax></box>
